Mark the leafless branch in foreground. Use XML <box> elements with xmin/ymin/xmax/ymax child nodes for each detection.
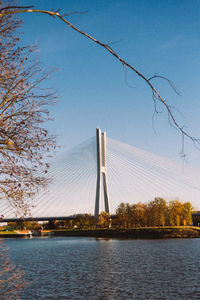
<box><xmin>0</xmin><ymin>5</ymin><xmax>199</xmax><ymax>156</ymax></box>
<box><xmin>0</xmin><ymin>240</ymin><xmax>27</xmax><ymax>299</ymax></box>
<box><xmin>0</xmin><ymin>2</ymin><xmax>56</xmax><ymax>217</ymax></box>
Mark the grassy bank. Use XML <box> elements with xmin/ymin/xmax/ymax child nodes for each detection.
<box><xmin>0</xmin><ymin>231</ymin><xmax>18</xmax><ymax>238</ymax></box>
<box><xmin>0</xmin><ymin>230</ymin><xmax>31</xmax><ymax>238</ymax></box>
<box><xmin>0</xmin><ymin>230</ymin><xmax>17</xmax><ymax>235</ymax></box>
<box><xmin>1</xmin><ymin>227</ymin><xmax>200</xmax><ymax>239</ymax></box>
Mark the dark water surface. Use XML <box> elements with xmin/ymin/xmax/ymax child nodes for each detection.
<box><xmin>4</xmin><ymin>237</ymin><xmax>200</xmax><ymax>299</ymax></box>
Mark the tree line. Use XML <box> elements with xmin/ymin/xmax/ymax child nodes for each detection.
<box><xmin>4</xmin><ymin>198</ymin><xmax>193</xmax><ymax>231</ymax></box>
<box><xmin>114</xmin><ymin>198</ymin><xmax>192</xmax><ymax>228</ymax></box>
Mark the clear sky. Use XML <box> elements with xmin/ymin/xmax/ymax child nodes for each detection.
<box><xmin>17</xmin><ymin>0</ymin><xmax>200</xmax><ymax>168</ymax></box>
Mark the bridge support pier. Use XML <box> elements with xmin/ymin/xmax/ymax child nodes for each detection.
<box><xmin>95</xmin><ymin>128</ymin><xmax>109</xmax><ymax>217</ymax></box>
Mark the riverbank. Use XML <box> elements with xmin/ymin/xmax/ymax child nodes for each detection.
<box><xmin>1</xmin><ymin>227</ymin><xmax>200</xmax><ymax>239</ymax></box>
<box><xmin>0</xmin><ymin>230</ymin><xmax>32</xmax><ymax>238</ymax></box>
<box><xmin>53</xmin><ymin>227</ymin><xmax>200</xmax><ymax>239</ymax></box>
<box><xmin>0</xmin><ymin>229</ymin><xmax>52</xmax><ymax>238</ymax></box>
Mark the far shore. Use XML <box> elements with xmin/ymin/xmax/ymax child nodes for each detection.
<box><xmin>1</xmin><ymin>226</ymin><xmax>200</xmax><ymax>239</ymax></box>
<box><xmin>52</xmin><ymin>227</ymin><xmax>200</xmax><ymax>239</ymax></box>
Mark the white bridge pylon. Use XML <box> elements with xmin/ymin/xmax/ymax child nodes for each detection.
<box><xmin>95</xmin><ymin>128</ymin><xmax>109</xmax><ymax>217</ymax></box>
<box><xmin>1</xmin><ymin>128</ymin><xmax>200</xmax><ymax>218</ymax></box>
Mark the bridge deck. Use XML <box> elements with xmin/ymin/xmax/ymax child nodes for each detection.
<box><xmin>0</xmin><ymin>215</ymin><xmax>116</xmax><ymax>223</ymax></box>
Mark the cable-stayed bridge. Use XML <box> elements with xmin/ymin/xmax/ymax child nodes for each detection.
<box><xmin>1</xmin><ymin>128</ymin><xmax>200</xmax><ymax>221</ymax></box>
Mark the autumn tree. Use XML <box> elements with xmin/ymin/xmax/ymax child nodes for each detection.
<box><xmin>72</xmin><ymin>214</ymin><xmax>96</xmax><ymax>229</ymax></box>
<box><xmin>116</xmin><ymin>202</ymin><xmax>146</xmax><ymax>228</ymax></box>
<box><xmin>133</xmin><ymin>202</ymin><xmax>147</xmax><ymax>227</ymax></box>
<box><xmin>115</xmin><ymin>199</ymin><xmax>192</xmax><ymax>228</ymax></box>
<box><xmin>0</xmin><ymin>1</ymin><xmax>56</xmax><ymax>216</ymax></box>
<box><xmin>97</xmin><ymin>211</ymin><xmax>111</xmax><ymax>228</ymax></box>
<box><xmin>81</xmin><ymin>214</ymin><xmax>96</xmax><ymax>229</ymax></box>
<box><xmin>182</xmin><ymin>202</ymin><xmax>192</xmax><ymax>226</ymax></box>
<box><xmin>116</xmin><ymin>203</ymin><xmax>129</xmax><ymax>228</ymax></box>
<box><xmin>168</xmin><ymin>200</ymin><xmax>182</xmax><ymax>226</ymax></box>
<box><xmin>168</xmin><ymin>200</ymin><xmax>192</xmax><ymax>226</ymax></box>
<box><xmin>146</xmin><ymin>198</ymin><xmax>168</xmax><ymax>227</ymax></box>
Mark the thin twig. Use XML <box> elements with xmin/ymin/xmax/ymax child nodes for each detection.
<box><xmin>0</xmin><ymin>6</ymin><xmax>199</xmax><ymax>156</ymax></box>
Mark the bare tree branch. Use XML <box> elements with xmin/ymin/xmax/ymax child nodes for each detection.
<box><xmin>0</xmin><ymin>3</ymin><xmax>56</xmax><ymax>217</ymax></box>
<box><xmin>148</xmin><ymin>74</ymin><xmax>181</xmax><ymax>96</ymax></box>
<box><xmin>123</xmin><ymin>65</ymin><xmax>136</xmax><ymax>89</ymax></box>
<box><xmin>0</xmin><ymin>240</ymin><xmax>27</xmax><ymax>299</ymax></box>
<box><xmin>0</xmin><ymin>5</ymin><xmax>198</xmax><ymax>155</ymax></box>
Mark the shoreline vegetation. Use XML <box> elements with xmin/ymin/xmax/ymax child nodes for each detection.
<box><xmin>53</xmin><ymin>227</ymin><xmax>200</xmax><ymax>239</ymax></box>
<box><xmin>1</xmin><ymin>227</ymin><xmax>200</xmax><ymax>239</ymax></box>
<box><xmin>1</xmin><ymin>198</ymin><xmax>198</xmax><ymax>239</ymax></box>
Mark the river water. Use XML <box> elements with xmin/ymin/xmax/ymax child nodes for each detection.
<box><xmin>3</xmin><ymin>237</ymin><xmax>200</xmax><ymax>299</ymax></box>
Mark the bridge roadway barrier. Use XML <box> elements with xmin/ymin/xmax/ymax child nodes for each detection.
<box><xmin>0</xmin><ymin>214</ymin><xmax>116</xmax><ymax>223</ymax></box>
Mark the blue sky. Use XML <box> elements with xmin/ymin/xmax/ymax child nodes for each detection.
<box><xmin>17</xmin><ymin>0</ymin><xmax>200</xmax><ymax>167</ymax></box>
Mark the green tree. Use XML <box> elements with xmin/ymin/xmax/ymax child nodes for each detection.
<box><xmin>82</xmin><ymin>214</ymin><xmax>96</xmax><ymax>229</ymax></box>
<box><xmin>24</xmin><ymin>221</ymin><xmax>41</xmax><ymax>230</ymax></box>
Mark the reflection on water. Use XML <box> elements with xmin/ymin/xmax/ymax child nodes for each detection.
<box><xmin>4</xmin><ymin>237</ymin><xmax>200</xmax><ymax>299</ymax></box>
